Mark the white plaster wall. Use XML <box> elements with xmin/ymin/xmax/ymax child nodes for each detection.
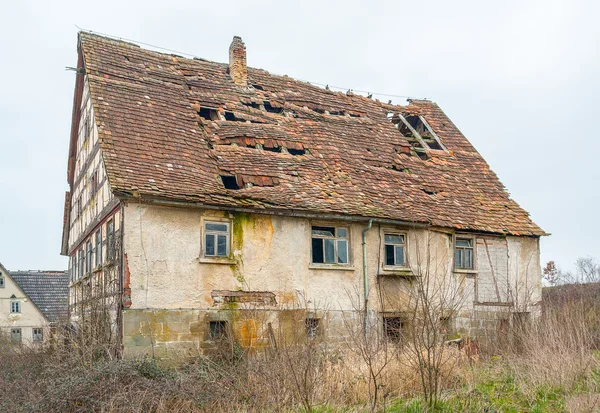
<box><xmin>122</xmin><ymin>204</ymin><xmax>541</xmax><ymax>319</ymax></box>
<box><xmin>0</xmin><ymin>268</ymin><xmax>49</xmax><ymax>344</ymax></box>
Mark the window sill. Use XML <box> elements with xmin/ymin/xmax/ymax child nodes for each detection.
<box><xmin>453</xmin><ymin>269</ymin><xmax>477</xmax><ymax>276</ymax></box>
<box><xmin>309</xmin><ymin>264</ymin><xmax>355</xmax><ymax>271</ymax></box>
<box><xmin>379</xmin><ymin>267</ymin><xmax>415</xmax><ymax>277</ymax></box>
<box><xmin>199</xmin><ymin>257</ymin><xmax>236</xmax><ymax>265</ymax></box>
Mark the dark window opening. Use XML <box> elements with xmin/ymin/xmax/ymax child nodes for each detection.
<box><xmin>0</xmin><ymin>277</ymin><xmax>4</xmax><ymax>288</ymax></box>
<box><xmin>305</xmin><ymin>318</ymin><xmax>320</xmax><ymax>340</ymax></box>
<box><xmin>264</xmin><ymin>101</ymin><xmax>283</xmax><ymax>114</ymax></box>
<box><xmin>287</xmin><ymin>148</ymin><xmax>306</xmax><ymax>156</ymax></box>
<box><xmin>383</xmin><ymin>317</ymin><xmax>404</xmax><ymax>343</ymax></box>
<box><xmin>209</xmin><ymin>320</ymin><xmax>228</xmax><ymax>340</ymax></box>
<box><xmin>198</xmin><ymin>107</ymin><xmax>219</xmax><ymax>121</ymax></box>
<box><xmin>221</xmin><ymin>175</ymin><xmax>241</xmax><ymax>190</ymax></box>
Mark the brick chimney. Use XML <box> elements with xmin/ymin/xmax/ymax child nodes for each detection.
<box><xmin>229</xmin><ymin>36</ymin><xmax>247</xmax><ymax>87</ymax></box>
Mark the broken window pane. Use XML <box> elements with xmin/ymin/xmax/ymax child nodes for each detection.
<box><xmin>312</xmin><ymin>238</ymin><xmax>324</xmax><ymax>263</ymax></box>
<box><xmin>312</xmin><ymin>226</ymin><xmax>335</xmax><ymax>237</ymax></box>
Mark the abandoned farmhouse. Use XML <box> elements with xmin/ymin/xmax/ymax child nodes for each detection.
<box><xmin>0</xmin><ymin>263</ymin><xmax>68</xmax><ymax>345</ymax></box>
<box><xmin>61</xmin><ymin>32</ymin><xmax>546</xmax><ymax>358</ymax></box>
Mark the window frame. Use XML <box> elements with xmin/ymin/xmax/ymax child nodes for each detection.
<box><xmin>106</xmin><ymin>219</ymin><xmax>115</xmax><ymax>261</ymax></box>
<box><xmin>305</xmin><ymin>317</ymin><xmax>321</xmax><ymax>340</ymax></box>
<box><xmin>382</xmin><ymin>232</ymin><xmax>408</xmax><ymax>268</ymax></box>
<box><xmin>382</xmin><ymin>315</ymin><xmax>404</xmax><ymax>344</ymax></box>
<box><xmin>10</xmin><ymin>301</ymin><xmax>21</xmax><ymax>314</ymax></box>
<box><xmin>310</xmin><ymin>224</ymin><xmax>350</xmax><ymax>266</ymax></box>
<box><xmin>454</xmin><ymin>235</ymin><xmax>476</xmax><ymax>272</ymax></box>
<box><xmin>0</xmin><ymin>276</ymin><xmax>4</xmax><ymax>288</ymax></box>
<box><xmin>95</xmin><ymin>229</ymin><xmax>102</xmax><ymax>268</ymax></box>
<box><xmin>200</xmin><ymin>217</ymin><xmax>234</xmax><ymax>263</ymax></box>
<box><xmin>11</xmin><ymin>328</ymin><xmax>21</xmax><ymax>343</ymax></box>
<box><xmin>32</xmin><ymin>328</ymin><xmax>44</xmax><ymax>342</ymax></box>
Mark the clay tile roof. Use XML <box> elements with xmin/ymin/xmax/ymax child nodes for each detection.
<box><xmin>9</xmin><ymin>270</ymin><xmax>69</xmax><ymax>323</ymax></box>
<box><xmin>78</xmin><ymin>32</ymin><xmax>545</xmax><ymax>237</ymax></box>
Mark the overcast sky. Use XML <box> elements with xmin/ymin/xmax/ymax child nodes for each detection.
<box><xmin>1</xmin><ymin>0</ymin><xmax>598</xmax><ymax>272</ymax></box>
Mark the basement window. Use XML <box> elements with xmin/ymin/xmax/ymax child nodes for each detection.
<box><xmin>209</xmin><ymin>320</ymin><xmax>229</xmax><ymax>340</ymax></box>
<box><xmin>454</xmin><ymin>237</ymin><xmax>474</xmax><ymax>270</ymax></box>
<box><xmin>204</xmin><ymin>221</ymin><xmax>230</xmax><ymax>258</ymax></box>
<box><xmin>311</xmin><ymin>226</ymin><xmax>349</xmax><ymax>265</ymax></box>
<box><xmin>305</xmin><ymin>318</ymin><xmax>321</xmax><ymax>340</ymax></box>
<box><xmin>384</xmin><ymin>234</ymin><xmax>406</xmax><ymax>267</ymax></box>
<box><xmin>383</xmin><ymin>316</ymin><xmax>404</xmax><ymax>343</ymax></box>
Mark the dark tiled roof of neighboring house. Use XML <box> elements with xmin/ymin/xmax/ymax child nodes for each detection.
<box><xmin>74</xmin><ymin>32</ymin><xmax>545</xmax><ymax>237</ymax></box>
<box><xmin>9</xmin><ymin>270</ymin><xmax>69</xmax><ymax>323</ymax></box>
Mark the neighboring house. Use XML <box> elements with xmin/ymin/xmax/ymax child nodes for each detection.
<box><xmin>61</xmin><ymin>32</ymin><xmax>546</xmax><ymax>358</ymax></box>
<box><xmin>0</xmin><ymin>263</ymin><xmax>68</xmax><ymax>345</ymax></box>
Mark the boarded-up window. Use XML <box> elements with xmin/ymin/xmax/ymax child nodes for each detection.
<box><xmin>476</xmin><ymin>237</ymin><xmax>511</xmax><ymax>303</ymax></box>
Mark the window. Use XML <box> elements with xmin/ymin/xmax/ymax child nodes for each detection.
<box><xmin>305</xmin><ymin>318</ymin><xmax>321</xmax><ymax>340</ymax></box>
<box><xmin>209</xmin><ymin>320</ymin><xmax>228</xmax><ymax>340</ymax></box>
<box><xmin>0</xmin><ymin>276</ymin><xmax>4</xmax><ymax>288</ymax></box>
<box><xmin>455</xmin><ymin>237</ymin><xmax>474</xmax><ymax>269</ymax></box>
<box><xmin>78</xmin><ymin>248</ymin><xmax>84</xmax><ymax>279</ymax></box>
<box><xmin>95</xmin><ymin>230</ymin><xmax>102</xmax><ymax>267</ymax></box>
<box><xmin>10</xmin><ymin>301</ymin><xmax>20</xmax><ymax>313</ymax></box>
<box><xmin>204</xmin><ymin>221</ymin><xmax>230</xmax><ymax>257</ymax></box>
<box><xmin>11</xmin><ymin>328</ymin><xmax>21</xmax><ymax>343</ymax></box>
<box><xmin>85</xmin><ymin>241</ymin><xmax>92</xmax><ymax>274</ymax></box>
<box><xmin>33</xmin><ymin>328</ymin><xmax>43</xmax><ymax>342</ymax></box>
<box><xmin>107</xmin><ymin>219</ymin><xmax>115</xmax><ymax>260</ymax></box>
<box><xmin>311</xmin><ymin>226</ymin><xmax>348</xmax><ymax>264</ymax></box>
<box><xmin>384</xmin><ymin>234</ymin><xmax>406</xmax><ymax>266</ymax></box>
<box><xmin>90</xmin><ymin>171</ymin><xmax>98</xmax><ymax>195</ymax></box>
<box><xmin>383</xmin><ymin>316</ymin><xmax>403</xmax><ymax>343</ymax></box>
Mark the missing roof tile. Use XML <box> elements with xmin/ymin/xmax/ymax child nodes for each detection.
<box><xmin>221</xmin><ymin>175</ymin><xmax>240</xmax><ymax>190</ymax></box>
<box><xmin>242</xmin><ymin>101</ymin><xmax>261</xmax><ymax>109</ymax></box>
<box><xmin>264</xmin><ymin>101</ymin><xmax>284</xmax><ymax>114</ymax></box>
<box><xmin>264</xmin><ymin>146</ymin><xmax>281</xmax><ymax>153</ymax></box>
<box><xmin>198</xmin><ymin>107</ymin><xmax>219</xmax><ymax>121</ymax></box>
<box><xmin>287</xmin><ymin>148</ymin><xmax>306</xmax><ymax>156</ymax></box>
<box><xmin>252</xmin><ymin>84</ymin><xmax>264</xmax><ymax>91</ymax></box>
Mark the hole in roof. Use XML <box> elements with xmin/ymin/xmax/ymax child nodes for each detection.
<box><xmin>242</xmin><ymin>101</ymin><xmax>261</xmax><ymax>109</ymax></box>
<box><xmin>392</xmin><ymin>165</ymin><xmax>410</xmax><ymax>174</ymax></box>
<box><xmin>348</xmin><ymin>113</ymin><xmax>361</xmax><ymax>118</ymax></box>
<box><xmin>264</xmin><ymin>101</ymin><xmax>283</xmax><ymax>114</ymax></box>
<box><xmin>252</xmin><ymin>84</ymin><xmax>264</xmax><ymax>91</ymax></box>
<box><xmin>221</xmin><ymin>175</ymin><xmax>240</xmax><ymax>190</ymax></box>
<box><xmin>313</xmin><ymin>107</ymin><xmax>326</xmax><ymax>114</ymax></box>
<box><xmin>124</xmin><ymin>56</ymin><xmax>130</xmax><ymax>61</ymax></box>
<box><xmin>427</xmin><ymin>140</ymin><xmax>443</xmax><ymax>150</ymax></box>
<box><xmin>287</xmin><ymin>148</ymin><xmax>306</xmax><ymax>156</ymax></box>
<box><xmin>416</xmin><ymin>152</ymin><xmax>429</xmax><ymax>161</ymax></box>
<box><xmin>422</xmin><ymin>188</ymin><xmax>441</xmax><ymax>196</ymax></box>
<box><xmin>329</xmin><ymin>110</ymin><xmax>345</xmax><ymax>116</ymax></box>
<box><xmin>198</xmin><ymin>107</ymin><xmax>219</xmax><ymax>121</ymax></box>
<box><xmin>264</xmin><ymin>146</ymin><xmax>281</xmax><ymax>153</ymax></box>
